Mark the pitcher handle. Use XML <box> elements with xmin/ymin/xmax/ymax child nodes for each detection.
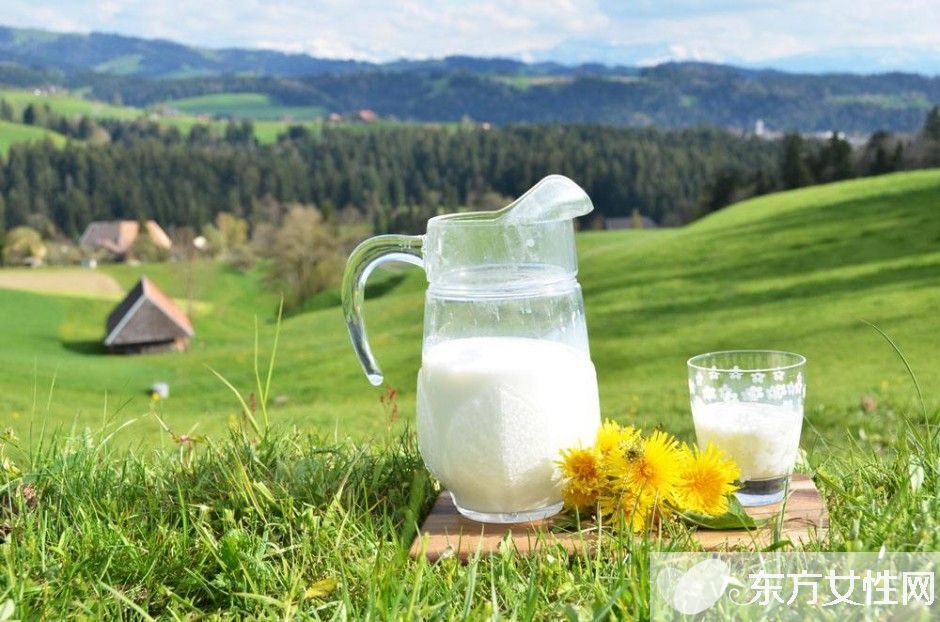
<box><xmin>341</xmin><ymin>234</ymin><xmax>425</xmax><ymax>385</ymax></box>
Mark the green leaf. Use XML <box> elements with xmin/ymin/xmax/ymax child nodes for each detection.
<box><xmin>676</xmin><ymin>496</ymin><xmax>764</xmax><ymax>530</ymax></box>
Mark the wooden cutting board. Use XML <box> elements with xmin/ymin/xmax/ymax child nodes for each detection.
<box><xmin>410</xmin><ymin>474</ymin><xmax>828</xmax><ymax>561</ymax></box>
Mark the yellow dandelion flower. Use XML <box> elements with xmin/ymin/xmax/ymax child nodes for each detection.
<box><xmin>596</xmin><ymin>419</ymin><xmax>639</xmax><ymax>457</ymax></box>
<box><xmin>598</xmin><ymin>487</ymin><xmax>652</xmax><ymax>533</ymax></box>
<box><xmin>624</xmin><ymin>430</ymin><xmax>683</xmax><ymax>505</ymax></box>
<box><xmin>558</xmin><ymin>446</ymin><xmax>602</xmax><ymax>509</ymax></box>
<box><xmin>675</xmin><ymin>443</ymin><xmax>740</xmax><ymax>516</ymax></box>
<box><xmin>597</xmin><ymin>422</ymin><xmax>641</xmax><ymax>484</ymax></box>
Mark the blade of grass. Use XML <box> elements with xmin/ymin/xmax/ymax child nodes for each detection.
<box><xmin>207</xmin><ymin>366</ymin><xmax>260</xmax><ymax>436</ymax></box>
<box><xmin>862</xmin><ymin>320</ymin><xmax>929</xmax><ymax>429</ymax></box>
<box><xmin>99</xmin><ymin>583</ymin><xmax>156</xmax><ymax>621</ymax></box>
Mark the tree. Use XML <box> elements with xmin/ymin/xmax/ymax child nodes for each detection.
<box><xmin>922</xmin><ymin>106</ymin><xmax>940</xmax><ymax>141</ymax></box>
<box><xmin>129</xmin><ymin>231</ymin><xmax>170</xmax><ymax>263</ymax></box>
<box><xmin>814</xmin><ymin>133</ymin><xmax>854</xmax><ymax>182</ymax></box>
<box><xmin>224</xmin><ymin>120</ymin><xmax>256</xmax><ymax>146</ymax></box>
<box><xmin>2</xmin><ymin>226</ymin><xmax>46</xmax><ymax>266</ymax></box>
<box><xmin>22</xmin><ymin>103</ymin><xmax>37</xmax><ymax>125</ymax></box>
<box><xmin>701</xmin><ymin>168</ymin><xmax>743</xmax><ymax>213</ymax></box>
<box><xmin>263</xmin><ymin>205</ymin><xmax>343</xmax><ymax>312</ymax></box>
<box><xmin>781</xmin><ymin>133</ymin><xmax>813</xmax><ymax>189</ymax></box>
<box><xmin>0</xmin><ymin>99</ymin><xmax>13</xmax><ymax>122</ymax></box>
<box><xmin>861</xmin><ymin>131</ymin><xmax>901</xmax><ymax>176</ymax></box>
<box><xmin>917</xmin><ymin>106</ymin><xmax>940</xmax><ymax>166</ymax></box>
<box><xmin>25</xmin><ymin>213</ymin><xmax>58</xmax><ymax>240</ymax></box>
<box><xmin>202</xmin><ymin>211</ymin><xmax>250</xmax><ymax>263</ymax></box>
<box><xmin>0</xmin><ymin>123</ymin><xmax>786</xmax><ymax>234</ymax></box>
<box><xmin>22</xmin><ymin>103</ymin><xmax>49</xmax><ymax>127</ymax></box>
<box><xmin>216</xmin><ymin>212</ymin><xmax>249</xmax><ymax>249</ymax></box>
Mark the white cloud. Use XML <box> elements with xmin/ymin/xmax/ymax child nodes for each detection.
<box><xmin>1</xmin><ymin>0</ymin><xmax>938</xmax><ymax>71</ymax></box>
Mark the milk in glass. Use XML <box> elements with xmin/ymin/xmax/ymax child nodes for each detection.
<box><xmin>691</xmin><ymin>401</ymin><xmax>803</xmax><ymax>482</ymax></box>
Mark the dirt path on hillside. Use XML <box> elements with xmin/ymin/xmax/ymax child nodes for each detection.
<box><xmin>0</xmin><ymin>268</ymin><xmax>123</xmax><ymax>298</ymax></box>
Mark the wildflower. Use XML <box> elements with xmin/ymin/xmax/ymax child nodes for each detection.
<box><xmin>598</xmin><ymin>424</ymin><xmax>642</xmax><ymax>485</ymax></box>
<box><xmin>675</xmin><ymin>443</ymin><xmax>740</xmax><ymax>516</ymax></box>
<box><xmin>558</xmin><ymin>446</ymin><xmax>603</xmax><ymax>509</ymax></box>
<box><xmin>595</xmin><ymin>419</ymin><xmax>639</xmax><ymax>457</ymax></box>
<box><xmin>621</xmin><ymin>430</ymin><xmax>683</xmax><ymax>505</ymax></box>
<box><xmin>18</xmin><ymin>483</ymin><xmax>37</xmax><ymax>509</ymax></box>
<box><xmin>598</xmin><ymin>486</ymin><xmax>652</xmax><ymax>533</ymax></box>
<box><xmin>171</xmin><ymin>432</ymin><xmax>204</xmax><ymax>446</ymax></box>
<box><xmin>559</xmin><ymin>425</ymin><xmax>743</xmax><ymax>534</ymax></box>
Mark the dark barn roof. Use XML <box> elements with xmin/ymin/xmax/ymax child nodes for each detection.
<box><xmin>105</xmin><ymin>277</ymin><xmax>194</xmax><ymax>347</ymax></box>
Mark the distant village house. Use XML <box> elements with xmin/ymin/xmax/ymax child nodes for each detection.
<box><xmin>327</xmin><ymin>109</ymin><xmax>379</xmax><ymax>123</ymax></box>
<box><xmin>104</xmin><ymin>277</ymin><xmax>194</xmax><ymax>354</ymax></box>
<box><xmin>79</xmin><ymin>220</ymin><xmax>172</xmax><ymax>259</ymax></box>
<box><xmin>604</xmin><ymin>209</ymin><xmax>658</xmax><ymax>230</ymax></box>
<box><xmin>355</xmin><ymin>109</ymin><xmax>378</xmax><ymax>122</ymax></box>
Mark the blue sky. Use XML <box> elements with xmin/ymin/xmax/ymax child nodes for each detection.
<box><xmin>4</xmin><ymin>0</ymin><xmax>940</xmax><ymax>73</ymax></box>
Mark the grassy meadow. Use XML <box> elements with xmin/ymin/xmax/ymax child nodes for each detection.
<box><xmin>162</xmin><ymin>92</ymin><xmax>326</xmax><ymax>121</ymax></box>
<box><xmin>0</xmin><ymin>171</ymin><xmax>938</xmax><ymax>617</ymax></box>
<box><xmin>0</xmin><ymin>88</ymin><xmax>140</xmax><ymax>119</ymax></box>
<box><xmin>0</xmin><ymin>87</ymin><xmax>319</xmax><ymax>147</ymax></box>
<box><xmin>2</xmin><ymin>170</ymin><xmax>938</xmax><ymax>446</ymax></box>
<box><xmin>0</xmin><ymin>119</ymin><xmax>65</xmax><ymax>153</ymax></box>
<box><xmin>0</xmin><ymin>87</ymin><xmax>430</xmax><ymax>150</ymax></box>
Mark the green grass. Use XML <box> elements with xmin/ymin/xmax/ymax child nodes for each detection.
<box><xmin>2</xmin><ymin>170</ymin><xmax>940</xmax><ymax>447</ymax></box>
<box><xmin>0</xmin><ymin>89</ymin><xmax>450</xmax><ymax>148</ymax></box>
<box><xmin>162</xmin><ymin>93</ymin><xmax>325</xmax><ymax>121</ymax></box>
<box><xmin>491</xmin><ymin>75</ymin><xmax>576</xmax><ymax>90</ymax></box>
<box><xmin>0</xmin><ymin>119</ymin><xmax>66</xmax><ymax>153</ymax></box>
<box><xmin>0</xmin><ymin>356</ymin><xmax>935</xmax><ymax>618</ymax></box>
<box><xmin>253</xmin><ymin>119</ymin><xmax>319</xmax><ymax>144</ymax></box>
<box><xmin>0</xmin><ymin>88</ymin><xmax>308</xmax><ymax>145</ymax></box>
<box><xmin>94</xmin><ymin>53</ymin><xmax>144</xmax><ymax>75</ymax></box>
<box><xmin>1</xmin><ymin>171</ymin><xmax>939</xmax><ymax>617</ymax></box>
<box><xmin>827</xmin><ymin>92</ymin><xmax>934</xmax><ymax>110</ymax></box>
<box><xmin>0</xmin><ymin>89</ymin><xmax>362</xmax><ymax>146</ymax></box>
<box><xmin>0</xmin><ymin>88</ymin><xmax>140</xmax><ymax>119</ymax></box>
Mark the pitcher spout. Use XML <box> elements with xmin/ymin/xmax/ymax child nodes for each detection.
<box><xmin>498</xmin><ymin>175</ymin><xmax>594</xmax><ymax>224</ymax></box>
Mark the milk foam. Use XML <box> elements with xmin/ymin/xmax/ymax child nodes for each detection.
<box><xmin>417</xmin><ymin>337</ymin><xmax>601</xmax><ymax>514</ymax></box>
<box><xmin>692</xmin><ymin>401</ymin><xmax>803</xmax><ymax>482</ymax></box>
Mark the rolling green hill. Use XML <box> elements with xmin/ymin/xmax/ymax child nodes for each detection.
<box><xmin>0</xmin><ymin>119</ymin><xmax>65</xmax><ymax>153</ymax></box>
<box><xmin>0</xmin><ymin>87</ymin><xmax>317</xmax><ymax>145</ymax></box>
<box><xmin>2</xmin><ymin>25</ymin><xmax>940</xmax><ymax>132</ymax></box>
<box><xmin>1</xmin><ymin>171</ymin><xmax>938</xmax><ymax>445</ymax></box>
<box><xmin>0</xmin><ymin>88</ymin><xmax>139</xmax><ymax>119</ymax></box>
<box><xmin>162</xmin><ymin>92</ymin><xmax>325</xmax><ymax>120</ymax></box>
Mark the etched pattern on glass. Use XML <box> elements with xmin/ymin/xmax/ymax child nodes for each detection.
<box><xmin>691</xmin><ymin>365</ymin><xmax>805</xmax><ymax>408</ymax></box>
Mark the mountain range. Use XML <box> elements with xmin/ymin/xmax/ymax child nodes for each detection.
<box><xmin>1</xmin><ymin>25</ymin><xmax>938</xmax><ymax>133</ymax></box>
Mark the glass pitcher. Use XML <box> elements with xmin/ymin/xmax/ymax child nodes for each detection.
<box><xmin>342</xmin><ymin>175</ymin><xmax>601</xmax><ymax>523</ymax></box>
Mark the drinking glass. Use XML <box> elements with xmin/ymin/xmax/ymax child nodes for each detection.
<box><xmin>687</xmin><ymin>350</ymin><xmax>806</xmax><ymax>506</ymax></box>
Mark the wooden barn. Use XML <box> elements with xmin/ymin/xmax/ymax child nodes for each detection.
<box><xmin>104</xmin><ymin>277</ymin><xmax>194</xmax><ymax>354</ymax></box>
